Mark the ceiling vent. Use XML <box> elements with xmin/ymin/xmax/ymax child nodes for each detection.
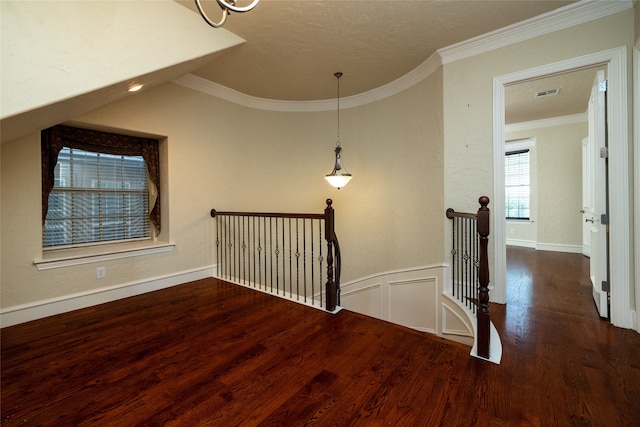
<box><xmin>535</xmin><ymin>88</ymin><xmax>560</xmax><ymax>98</ymax></box>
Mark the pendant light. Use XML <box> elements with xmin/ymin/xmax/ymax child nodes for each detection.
<box><xmin>325</xmin><ymin>72</ymin><xmax>352</xmax><ymax>189</ymax></box>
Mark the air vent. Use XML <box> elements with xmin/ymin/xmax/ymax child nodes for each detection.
<box><xmin>535</xmin><ymin>88</ymin><xmax>560</xmax><ymax>98</ymax></box>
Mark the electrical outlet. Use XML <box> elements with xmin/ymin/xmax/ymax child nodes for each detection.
<box><xmin>96</xmin><ymin>267</ymin><xmax>106</xmax><ymax>279</ymax></box>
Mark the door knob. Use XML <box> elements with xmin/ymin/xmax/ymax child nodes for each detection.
<box><xmin>580</xmin><ymin>209</ymin><xmax>585</xmax><ymax>214</ymax></box>
<box><xmin>585</xmin><ymin>218</ymin><xmax>594</xmax><ymax>223</ymax></box>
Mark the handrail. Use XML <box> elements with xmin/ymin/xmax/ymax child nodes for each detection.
<box><xmin>446</xmin><ymin>196</ymin><xmax>491</xmax><ymax>359</ymax></box>
<box><xmin>211</xmin><ymin>199</ymin><xmax>340</xmax><ymax>312</ymax></box>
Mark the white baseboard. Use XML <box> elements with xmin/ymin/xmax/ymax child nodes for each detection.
<box><xmin>1</xmin><ymin>265</ymin><xmax>216</xmax><ymax>328</ymax></box>
<box><xmin>507</xmin><ymin>240</ymin><xmax>583</xmax><ymax>254</ymax></box>
<box><xmin>506</xmin><ymin>239</ymin><xmax>536</xmax><ymax>248</ymax></box>
<box><xmin>536</xmin><ymin>243</ymin><xmax>583</xmax><ymax>254</ymax></box>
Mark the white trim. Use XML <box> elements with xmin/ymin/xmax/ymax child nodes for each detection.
<box><xmin>535</xmin><ymin>243</ymin><xmax>583</xmax><ymax>254</ymax></box>
<box><xmin>34</xmin><ymin>241</ymin><xmax>176</xmax><ymax>270</ymax></box>
<box><xmin>1</xmin><ymin>265</ymin><xmax>215</xmax><ymax>327</ymax></box>
<box><xmin>471</xmin><ymin>321</ymin><xmax>502</xmax><ymax>364</ymax></box>
<box><xmin>218</xmin><ymin>276</ymin><xmax>342</xmax><ymax>314</ymax></box>
<box><xmin>340</xmin><ymin>263</ymin><xmax>446</xmax><ymax>287</ymax></box>
<box><xmin>506</xmin><ymin>239</ymin><xmax>537</xmax><ymax>249</ymax></box>
<box><xmin>494</xmin><ymin>46</ymin><xmax>632</xmax><ymax>328</ymax></box>
<box><xmin>634</xmin><ymin>46</ymin><xmax>640</xmax><ymax>333</ymax></box>
<box><xmin>505</xmin><ymin>137</ymin><xmax>536</xmax><ymax>152</ymax></box>
<box><xmin>439</xmin><ymin>0</ymin><xmax>633</xmax><ymax>65</ymax></box>
<box><xmin>505</xmin><ymin>113</ymin><xmax>587</xmax><ymax>133</ymax></box>
<box><xmin>441</xmin><ymin>298</ymin><xmax>474</xmax><ymax>337</ymax></box>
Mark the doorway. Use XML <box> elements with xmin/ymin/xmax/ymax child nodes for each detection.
<box><xmin>504</xmin><ymin>66</ymin><xmax>609</xmax><ymax>319</ymax></box>
<box><xmin>492</xmin><ymin>47</ymin><xmax>631</xmax><ymax>328</ymax></box>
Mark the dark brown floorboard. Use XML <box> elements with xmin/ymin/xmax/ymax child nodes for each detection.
<box><xmin>2</xmin><ymin>247</ymin><xmax>639</xmax><ymax>426</ymax></box>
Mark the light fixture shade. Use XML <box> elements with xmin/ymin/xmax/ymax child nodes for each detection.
<box><xmin>325</xmin><ymin>146</ymin><xmax>352</xmax><ymax>189</ymax></box>
<box><xmin>325</xmin><ymin>174</ymin><xmax>352</xmax><ymax>189</ymax></box>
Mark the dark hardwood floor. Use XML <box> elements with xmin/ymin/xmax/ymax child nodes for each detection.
<box><xmin>2</xmin><ymin>247</ymin><xmax>639</xmax><ymax>426</ymax></box>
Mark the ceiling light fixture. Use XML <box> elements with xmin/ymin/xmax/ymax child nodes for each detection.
<box><xmin>128</xmin><ymin>83</ymin><xmax>143</xmax><ymax>92</ymax></box>
<box><xmin>194</xmin><ymin>0</ymin><xmax>259</xmax><ymax>28</ymax></box>
<box><xmin>325</xmin><ymin>72</ymin><xmax>352</xmax><ymax>190</ymax></box>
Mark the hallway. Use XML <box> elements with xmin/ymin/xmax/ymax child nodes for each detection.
<box><xmin>491</xmin><ymin>246</ymin><xmax>640</xmax><ymax>425</ymax></box>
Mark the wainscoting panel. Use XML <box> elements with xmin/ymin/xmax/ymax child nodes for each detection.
<box><xmin>340</xmin><ymin>282</ymin><xmax>383</xmax><ymax>319</ymax></box>
<box><xmin>341</xmin><ymin>264</ymin><xmax>481</xmax><ymax>349</ymax></box>
<box><xmin>441</xmin><ymin>296</ymin><xmax>474</xmax><ymax>346</ymax></box>
<box><xmin>341</xmin><ymin>265</ymin><xmax>460</xmax><ymax>339</ymax></box>
<box><xmin>388</xmin><ymin>277</ymin><xmax>438</xmax><ymax>334</ymax></box>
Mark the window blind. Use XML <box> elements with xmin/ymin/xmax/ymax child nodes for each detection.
<box><xmin>44</xmin><ymin>147</ymin><xmax>150</xmax><ymax>248</ymax></box>
<box><xmin>505</xmin><ymin>150</ymin><xmax>530</xmax><ymax>220</ymax></box>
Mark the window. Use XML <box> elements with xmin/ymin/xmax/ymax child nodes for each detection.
<box><xmin>505</xmin><ymin>149</ymin><xmax>530</xmax><ymax>220</ymax></box>
<box><xmin>42</xmin><ymin>125</ymin><xmax>160</xmax><ymax>249</ymax></box>
<box><xmin>44</xmin><ymin>148</ymin><xmax>150</xmax><ymax>247</ymax></box>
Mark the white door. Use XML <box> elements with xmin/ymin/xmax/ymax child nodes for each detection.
<box><xmin>587</xmin><ymin>70</ymin><xmax>609</xmax><ymax>319</ymax></box>
<box><xmin>581</xmin><ymin>137</ymin><xmax>592</xmax><ymax>257</ymax></box>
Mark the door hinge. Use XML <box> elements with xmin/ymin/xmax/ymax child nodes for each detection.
<box><xmin>600</xmin><ymin>213</ymin><xmax>609</xmax><ymax>225</ymax></box>
<box><xmin>599</xmin><ymin>80</ymin><xmax>608</xmax><ymax>92</ymax></box>
<box><xmin>600</xmin><ymin>147</ymin><xmax>609</xmax><ymax>158</ymax></box>
<box><xmin>602</xmin><ymin>280</ymin><xmax>610</xmax><ymax>292</ymax></box>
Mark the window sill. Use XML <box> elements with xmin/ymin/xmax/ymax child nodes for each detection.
<box><xmin>34</xmin><ymin>241</ymin><xmax>175</xmax><ymax>271</ymax></box>
<box><xmin>506</xmin><ymin>219</ymin><xmax>533</xmax><ymax>225</ymax></box>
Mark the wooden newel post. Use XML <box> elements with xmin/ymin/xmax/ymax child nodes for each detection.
<box><xmin>324</xmin><ymin>199</ymin><xmax>337</xmax><ymax>312</ymax></box>
<box><xmin>476</xmin><ymin>196</ymin><xmax>491</xmax><ymax>359</ymax></box>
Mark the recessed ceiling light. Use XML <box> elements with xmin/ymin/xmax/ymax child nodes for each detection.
<box><xmin>128</xmin><ymin>83</ymin><xmax>143</xmax><ymax>92</ymax></box>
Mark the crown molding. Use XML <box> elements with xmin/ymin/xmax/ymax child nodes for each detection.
<box><xmin>173</xmin><ymin>51</ymin><xmax>442</xmax><ymax>112</ymax></box>
<box><xmin>505</xmin><ymin>113</ymin><xmax>587</xmax><ymax>133</ymax></box>
<box><xmin>173</xmin><ymin>0</ymin><xmax>633</xmax><ymax>111</ymax></box>
<box><xmin>439</xmin><ymin>0</ymin><xmax>633</xmax><ymax>64</ymax></box>
<box><xmin>172</xmin><ymin>74</ymin><xmax>333</xmax><ymax>112</ymax></box>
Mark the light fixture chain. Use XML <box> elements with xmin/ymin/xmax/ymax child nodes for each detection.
<box><xmin>336</xmin><ymin>72</ymin><xmax>342</xmax><ymax>147</ymax></box>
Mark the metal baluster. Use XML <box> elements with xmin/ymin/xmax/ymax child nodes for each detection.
<box><xmin>303</xmin><ymin>218</ymin><xmax>307</xmax><ymax>303</ymax></box>
<box><xmin>269</xmin><ymin>216</ymin><xmax>273</xmax><ymax>293</ymax></box>
<box><xmin>275</xmin><ymin>218</ymin><xmax>280</xmax><ymax>295</ymax></box>
<box><xmin>257</xmin><ymin>216</ymin><xmax>262</xmax><ymax>288</ymax></box>
<box><xmin>311</xmin><ymin>218</ymin><xmax>315</xmax><ymax>305</ymax></box>
<box><xmin>288</xmin><ymin>218</ymin><xmax>293</xmax><ymax>298</ymax></box>
<box><xmin>295</xmin><ymin>218</ymin><xmax>300</xmax><ymax>301</ymax></box>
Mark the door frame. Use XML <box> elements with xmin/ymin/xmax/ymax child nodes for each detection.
<box><xmin>581</xmin><ymin>137</ymin><xmax>591</xmax><ymax>258</ymax></box>
<box><xmin>634</xmin><ymin>45</ymin><xmax>640</xmax><ymax>334</ymax></box>
<box><xmin>492</xmin><ymin>46</ymin><xmax>631</xmax><ymax>329</ymax></box>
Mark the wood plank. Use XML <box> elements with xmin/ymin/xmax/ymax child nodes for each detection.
<box><xmin>2</xmin><ymin>248</ymin><xmax>640</xmax><ymax>425</ymax></box>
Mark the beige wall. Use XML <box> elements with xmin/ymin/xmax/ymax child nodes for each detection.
<box><xmin>442</xmin><ymin>9</ymin><xmax>634</xmax><ymax>276</ymax></box>
<box><xmin>1</xmin><ymin>71</ymin><xmax>444</xmax><ymax>309</ymax></box>
<box><xmin>444</xmin><ymin>8</ymin><xmax>633</xmax><ymax>207</ymax></box>
<box><xmin>635</xmin><ymin>1</ymin><xmax>640</xmax><ymax>45</ymax></box>
<box><xmin>507</xmin><ymin>122</ymin><xmax>587</xmax><ymax>248</ymax></box>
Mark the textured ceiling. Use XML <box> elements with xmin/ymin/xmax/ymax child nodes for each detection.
<box><xmin>505</xmin><ymin>66</ymin><xmax>604</xmax><ymax>124</ymax></box>
<box><xmin>178</xmin><ymin>0</ymin><xmax>578</xmax><ymax>101</ymax></box>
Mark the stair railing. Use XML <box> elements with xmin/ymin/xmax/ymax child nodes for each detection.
<box><xmin>446</xmin><ymin>196</ymin><xmax>491</xmax><ymax>359</ymax></box>
<box><xmin>211</xmin><ymin>199</ymin><xmax>340</xmax><ymax>312</ymax></box>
